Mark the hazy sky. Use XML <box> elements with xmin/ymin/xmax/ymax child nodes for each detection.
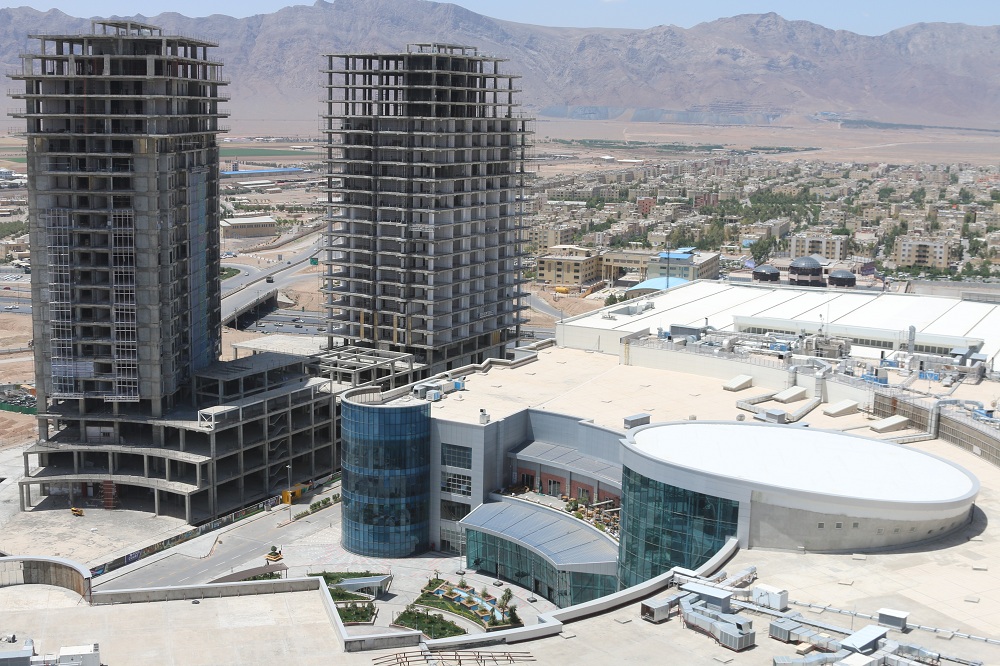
<box><xmin>4</xmin><ymin>0</ymin><xmax>999</xmax><ymax>35</ymax></box>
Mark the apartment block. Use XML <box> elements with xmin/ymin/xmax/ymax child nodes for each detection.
<box><xmin>892</xmin><ymin>235</ymin><xmax>954</xmax><ymax>270</ymax></box>
<box><xmin>789</xmin><ymin>232</ymin><xmax>850</xmax><ymax>260</ymax></box>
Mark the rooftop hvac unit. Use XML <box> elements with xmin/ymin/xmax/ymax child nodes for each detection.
<box><xmin>427</xmin><ymin>390</ymin><xmax>442</xmax><ymax>402</ymax></box>
<box><xmin>623</xmin><ymin>413</ymin><xmax>651</xmax><ymax>429</ymax></box>
<box><xmin>479</xmin><ymin>409</ymin><xmax>490</xmax><ymax>424</ymax></box>
<box><xmin>413</xmin><ymin>383</ymin><xmax>431</xmax><ymax>399</ymax></box>
<box><xmin>764</xmin><ymin>409</ymin><xmax>787</xmax><ymax>424</ymax></box>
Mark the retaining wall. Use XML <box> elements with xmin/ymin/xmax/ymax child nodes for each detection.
<box><xmin>0</xmin><ymin>556</ymin><xmax>92</xmax><ymax>602</ymax></box>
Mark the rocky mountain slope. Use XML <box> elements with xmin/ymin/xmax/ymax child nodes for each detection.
<box><xmin>2</xmin><ymin>0</ymin><xmax>998</xmax><ymax>131</ymax></box>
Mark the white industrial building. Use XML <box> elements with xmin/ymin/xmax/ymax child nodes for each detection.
<box><xmin>558</xmin><ymin>280</ymin><xmax>1000</xmax><ymax>366</ymax></box>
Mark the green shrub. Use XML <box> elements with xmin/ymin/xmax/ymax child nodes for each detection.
<box><xmin>310</xmin><ymin>571</ymin><xmax>387</xmax><ymax>586</ymax></box>
<box><xmin>338</xmin><ymin>602</ymin><xmax>375</xmax><ymax>623</ymax></box>
<box><xmin>394</xmin><ymin>607</ymin><xmax>465</xmax><ymax>638</ymax></box>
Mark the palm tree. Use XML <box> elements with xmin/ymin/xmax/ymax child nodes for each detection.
<box><xmin>498</xmin><ymin>587</ymin><xmax>514</xmax><ymax>621</ymax></box>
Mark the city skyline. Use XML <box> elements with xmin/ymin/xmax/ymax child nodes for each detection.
<box><xmin>2</xmin><ymin>0</ymin><xmax>1000</xmax><ymax>36</ymax></box>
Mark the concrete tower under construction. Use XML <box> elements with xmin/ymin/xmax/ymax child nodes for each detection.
<box><xmin>9</xmin><ymin>20</ymin><xmax>244</xmax><ymax>521</ymax></box>
<box><xmin>12</xmin><ymin>19</ymin><xmax>226</xmax><ymax>416</ymax></box>
<box><xmin>322</xmin><ymin>44</ymin><xmax>532</xmax><ymax>373</ymax></box>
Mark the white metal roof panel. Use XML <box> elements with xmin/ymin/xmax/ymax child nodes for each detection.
<box><xmin>835</xmin><ymin>293</ymin><xmax>954</xmax><ymax>330</ymax></box>
<box><xmin>920</xmin><ymin>300</ymin><xmax>995</xmax><ymax>336</ymax></box>
<box><xmin>793</xmin><ymin>292</ymin><xmax>879</xmax><ymax>324</ymax></box>
<box><xmin>755</xmin><ymin>290</ymin><xmax>841</xmax><ymax>321</ymax></box>
<box><xmin>460</xmin><ymin>499</ymin><xmax>618</xmax><ymax>571</ymax></box>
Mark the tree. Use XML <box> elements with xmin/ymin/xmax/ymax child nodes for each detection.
<box><xmin>749</xmin><ymin>236</ymin><xmax>775</xmax><ymax>265</ymax></box>
<box><xmin>507</xmin><ymin>604</ymin><xmax>520</xmax><ymax>624</ymax></box>
<box><xmin>499</xmin><ymin>587</ymin><xmax>514</xmax><ymax>610</ymax></box>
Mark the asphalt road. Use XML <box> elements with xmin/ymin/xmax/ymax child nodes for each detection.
<box><xmin>95</xmin><ymin>502</ymin><xmax>341</xmax><ymax>590</ymax></box>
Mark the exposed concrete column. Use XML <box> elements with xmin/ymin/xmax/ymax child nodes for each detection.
<box><xmin>184</xmin><ymin>494</ymin><xmax>191</xmax><ymax>523</ymax></box>
<box><xmin>153</xmin><ymin>488</ymin><xmax>160</xmax><ymax>516</ymax></box>
<box><xmin>108</xmin><ymin>452</ymin><xmax>114</xmax><ymax>474</ymax></box>
<box><xmin>143</xmin><ymin>454</ymin><xmax>149</xmax><ymax>478</ymax></box>
<box><xmin>72</xmin><ymin>450</ymin><xmax>79</xmax><ymax>474</ymax></box>
<box><xmin>196</xmin><ymin>462</ymin><xmax>202</xmax><ymax>487</ymax></box>
<box><xmin>165</xmin><ymin>460</ymin><xmax>171</xmax><ymax>483</ymax></box>
<box><xmin>19</xmin><ymin>483</ymin><xmax>26</xmax><ymax>510</ymax></box>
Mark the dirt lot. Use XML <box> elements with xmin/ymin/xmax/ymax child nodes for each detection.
<box><xmin>525</xmin><ymin>283</ymin><xmax>604</xmax><ymax>327</ymax></box>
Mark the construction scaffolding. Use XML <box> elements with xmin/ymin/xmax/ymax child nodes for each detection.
<box><xmin>110</xmin><ymin>210</ymin><xmax>139</xmax><ymax>401</ymax></box>
<box><xmin>44</xmin><ymin>208</ymin><xmax>79</xmax><ymax>398</ymax></box>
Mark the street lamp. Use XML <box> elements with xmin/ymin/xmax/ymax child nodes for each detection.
<box><xmin>286</xmin><ymin>464</ymin><xmax>292</xmax><ymax>521</ymax></box>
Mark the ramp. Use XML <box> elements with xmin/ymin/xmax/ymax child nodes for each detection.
<box><xmin>723</xmin><ymin>375</ymin><xmax>754</xmax><ymax>392</ymax></box>
<box><xmin>822</xmin><ymin>400</ymin><xmax>858</xmax><ymax>417</ymax></box>
<box><xmin>773</xmin><ymin>387</ymin><xmax>807</xmax><ymax>404</ymax></box>
<box><xmin>870</xmin><ymin>415</ymin><xmax>909</xmax><ymax>433</ymax></box>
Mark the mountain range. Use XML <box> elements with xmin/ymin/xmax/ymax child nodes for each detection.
<box><xmin>2</xmin><ymin>0</ymin><xmax>999</xmax><ymax>133</ymax></box>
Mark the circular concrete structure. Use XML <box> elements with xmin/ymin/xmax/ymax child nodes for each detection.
<box><xmin>621</xmin><ymin>421</ymin><xmax>978</xmax><ymax>555</ymax></box>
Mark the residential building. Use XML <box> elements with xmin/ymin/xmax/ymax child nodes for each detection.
<box><xmin>536</xmin><ymin>245</ymin><xmax>602</xmax><ymax>286</ymax></box>
<box><xmin>892</xmin><ymin>234</ymin><xmax>953</xmax><ymax>270</ymax></box>
<box><xmin>322</xmin><ymin>44</ymin><xmax>532</xmax><ymax>373</ymax></box>
<box><xmin>527</xmin><ymin>222</ymin><xmax>576</xmax><ymax>251</ymax></box>
<box><xmin>789</xmin><ymin>232</ymin><xmax>850</xmax><ymax>260</ymax></box>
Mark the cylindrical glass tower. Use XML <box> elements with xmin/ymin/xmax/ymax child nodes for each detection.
<box><xmin>340</xmin><ymin>390</ymin><xmax>430</xmax><ymax>557</ymax></box>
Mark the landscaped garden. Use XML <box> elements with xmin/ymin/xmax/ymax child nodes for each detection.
<box><xmin>337</xmin><ymin>602</ymin><xmax>376</xmax><ymax>623</ymax></box>
<box><xmin>413</xmin><ymin>576</ymin><xmax>521</xmax><ymax>630</ymax></box>
<box><xmin>393</xmin><ymin>605</ymin><xmax>466</xmax><ymax>638</ymax></box>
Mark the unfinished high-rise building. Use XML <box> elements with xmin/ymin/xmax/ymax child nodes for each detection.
<box><xmin>322</xmin><ymin>44</ymin><xmax>532</xmax><ymax>373</ymax></box>
<box><xmin>9</xmin><ymin>20</ymin><xmax>230</xmax><ymax>519</ymax></box>
<box><xmin>13</xmin><ymin>19</ymin><xmax>225</xmax><ymax>415</ymax></box>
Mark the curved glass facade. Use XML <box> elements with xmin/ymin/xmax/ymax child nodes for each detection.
<box><xmin>618</xmin><ymin>466</ymin><xmax>739</xmax><ymax>587</ymax></box>
<box><xmin>465</xmin><ymin>529</ymin><xmax>618</xmax><ymax>608</ymax></box>
<box><xmin>341</xmin><ymin>399</ymin><xmax>431</xmax><ymax>557</ymax></box>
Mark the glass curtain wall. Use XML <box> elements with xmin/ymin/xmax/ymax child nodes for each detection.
<box><xmin>466</xmin><ymin>529</ymin><xmax>618</xmax><ymax>607</ymax></box>
<box><xmin>341</xmin><ymin>400</ymin><xmax>430</xmax><ymax>557</ymax></box>
<box><xmin>618</xmin><ymin>466</ymin><xmax>739</xmax><ymax>587</ymax></box>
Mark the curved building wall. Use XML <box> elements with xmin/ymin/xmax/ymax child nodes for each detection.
<box><xmin>341</xmin><ymin>397</ymin><xmax>431</xmax><ymax>557</ymax></box>
<box><xmin>465</xmin><ymin>529</ymin><xmax>618</xmax><ymax>607</ymax></box>
<box><xmin>617</xmin><ymin>466</ymin><xmax>740</xmax><ymax>587</ymax></box>
<box><xmin>620</xmin><ymin>421</ymin><xmax>979</xmax><ymax>569</ymax></box>
<box><xmin>0</xmin><ymin>556</ymin><xmax>92</xmax><ymax>602</ymax></box>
